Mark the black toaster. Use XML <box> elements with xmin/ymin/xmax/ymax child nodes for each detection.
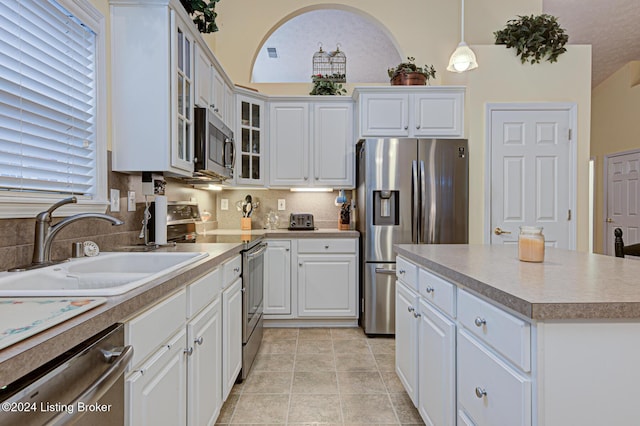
<box><xmin>288</xmin><ymin>213</ymin><xmax>315</xmax><ymax>230</ymax></box>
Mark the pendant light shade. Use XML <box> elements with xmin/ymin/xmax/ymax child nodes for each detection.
<box><xmin>447</xmin><ymin>0</ymin><xmax>478</xmax><ymax>73</ymax></box>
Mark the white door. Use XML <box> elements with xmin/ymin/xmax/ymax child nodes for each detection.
<box><xmin>222</xmin><ymin>278</ymin><xmax>242</xmax><ymax>400</ymax></box>
<box><xmin>395</xmin><ymin>280</ymin><xmax>419</xmax><ymax>405</ymax></box>
<box><xmin>489</xmin><ymin>107</ymin><xmax>574</xmax><ymax>248</ymax></box>
<box><xmin>605</xmin><ymin>151</ymin><xmax>640</xmax><ymax>254</ymax></box>
<box><xmin>269</xmin><ymin>102</ymin><xmax>309</xmax><ymax>186</ymax></box>
<box><xmin>264</xmin><ymin>240</ymin><xmax>291</xmax><ymax>315</ymax></box>
<box><xmin>313</xmin><ymin>102</ymin><xmax>354</xmax><ymax>187</ymax></box>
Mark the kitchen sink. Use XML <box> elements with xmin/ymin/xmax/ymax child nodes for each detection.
<box><xmin>0</xmin><ymin>252</ymin><xmax>208</xmax><ymax>296</ymax></box>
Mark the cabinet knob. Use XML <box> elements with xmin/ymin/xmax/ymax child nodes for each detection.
<box><xmin>407</xmin><ymin>306</ymin><xmax>415</xmax><ymax>313</ymax></box>
<box><xmin>416</xmin><ymin>125</ymin><xmax>421</xmax><ymax>129</ymax></box>
<box><xmin>234</xmin><ymin>267</ymin><xmax>240</xmax><ymax>273</ymax></box>
<box><xmin>210</xmin><ymin>104</ymin><xmax>215</xmax><ymax>108</ymax></box>
<box><xmin>286</xmin><ymin>248</ymin><xmax>290</xmax><ymax>252</ymax></box>
<box><xmin>475</xmin><ymin>387</ymin><xmax>487</xmax><ymax>398</ymax></box>
<box><xmin>325</xmin><ymin>245</ymin><xmax>329</xmax><ymax>249</ymax></box>
<box><xmin>474</xmin><ymin>317</ymin><xmax>487</xmax><ymax>327</ymax></box>
<box><xmin>194</xmin><ymin>337</ymin><xmax>204</xmax><ymax>346</ymax></box>
<box><xmin>425</xmin><ymin>286</ymin><xmax>434</xmax><ymax>293</ymax></box>
<box><xmin>398</xmin><ymin>269</ymin><xmax>406</xmax><ymax>275</ymax></box>
<box><xmin>404</xmin><ymin>125</ymin><xmax>408</xmax><ymax>130</ymax></box>
<box><xmin>299</xmin><ymin>263</ymin><xmax>303</xmax><ymax>267</ymax></box>
<box><xmin>413</xmin><ymin>311</ymin><xmax>421</xmax><ymax>318</ymax></box>
<box><xmin>184</xmin><ymin>347</ymin><xmax>194</xmax><ymax>356</ymax></box>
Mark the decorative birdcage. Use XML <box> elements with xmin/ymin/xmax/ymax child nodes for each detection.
<box><xmin>312</xmin><ymin>43</ymin><xmax>346</xmax><ymax>82</ymax></box>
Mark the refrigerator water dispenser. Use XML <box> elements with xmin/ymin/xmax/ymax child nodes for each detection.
<box><xmin>373</xmin><ymin>190</ymin><xmax>399</xmax><ymax>225</ymax></box>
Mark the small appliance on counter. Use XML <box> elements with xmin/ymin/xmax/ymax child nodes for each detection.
<box><xmin>288</xmin><ymin>213</ymin><xmax>315</xmax><ymax>230</ymax></box>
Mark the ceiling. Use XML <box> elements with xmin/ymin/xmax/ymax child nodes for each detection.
<box><xmin>252</xmin><ymin>1</ymin><xmax>640</xmax><ymax>88</ymax></box>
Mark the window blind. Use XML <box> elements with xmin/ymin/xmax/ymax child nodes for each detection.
<box><xmin>0</xmin><ymin>0</ymin><xmax>97</xmax><ymax>197</ymax></box>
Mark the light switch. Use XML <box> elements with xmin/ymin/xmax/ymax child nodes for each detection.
<box><xmin>110</xmin><ymin>189</ymin><xmax>120</xmax><ymax>212</ymax></box>
<box><xmin>278</xmin><ymin>199</ymin><xmax>286</xmax><ymax>210</ymax></box>
<box><xmin>221</xmin><ymin>199</ymin><xmax>229</xmax><ymax>210</ymax></box>
<box><xmin>127</xmin><ymin>191</ymin><xmax>136</xmax><ymax>211</ymax></box>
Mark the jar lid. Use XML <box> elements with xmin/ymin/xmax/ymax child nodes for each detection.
<box><xmin>520</xmin><ymin>226</ymin><xmax>543</xmax><ymax>233</ymax></box>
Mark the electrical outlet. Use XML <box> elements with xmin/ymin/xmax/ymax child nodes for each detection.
<box><xmin>278</xmin><ymin>199</ymin><xmax>286</xmax><ymax>211</ymax></box>
<box><xmin>110</xmin><ymin>189</ymin><xmax>120</xmax><ymax>212</ymax></box>
<box><xmin>127</xmin><ymin>191</ymin><xmax>136</xmax><ymax>212</ymax></box>
<box><xmin>221</xmin><ymin>199</ymin><xmax>229</xmax><ymax>210</ymax></box>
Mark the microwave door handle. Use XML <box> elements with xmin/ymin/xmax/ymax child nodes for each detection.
<box><xmin>227</xmin><ymin>138</ymin><xmax>236</xmax><ymax>168</ymax></box>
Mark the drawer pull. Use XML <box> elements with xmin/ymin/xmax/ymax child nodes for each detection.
<box><xmin>233</xmin><ymin>267</ymin><xmax>240</xmax><ymax>273</ymax></box>
<box><xmin>407</xmin><ymin>306</ymin><xmax>415</xmax><ymax>313</ymax></box>
<box><xmin>194</xmin><ymin>337</ymin><xmax>204</xmax><ymax>346</ymax></box>
<box><xmin>475</xmin><ymin>387</ymin><xmax>487</xmax><ymax>398</ymax></box>
<box><xmin>398</xmin><ymin>269</ymin><xmax>406</xmax><ymax>275</ymax></box>
<box><xmin>474</xmin><ymin>317</ymin><xmax>487</xmax><ymax>327</ymax></box>
<box><xmin>425</xmin><ymin>286</ymin><xmax>434</xmax><ymax>293</ymax></box>
<box><xmin>413</xmin><ymin>311</ymin><xmax>421</xmax><ymax>318</ymax></box>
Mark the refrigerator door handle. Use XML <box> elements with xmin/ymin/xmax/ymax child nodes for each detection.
<box><xmin>412</xmin><ymin>160</ymin><xmax>419</xmax><ymax>244</ymax></box>
<box><xmin>420</xmin><ymin>160</ymin><xmax>428</xmax><ymax>244</ymax></box>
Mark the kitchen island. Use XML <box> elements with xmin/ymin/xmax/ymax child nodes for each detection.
<box><xmin>394</xmin><ymin>244</ymin><xmax>640</xmax><ymax>426</ymax></box>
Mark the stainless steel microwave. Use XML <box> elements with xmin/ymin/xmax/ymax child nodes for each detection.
<box><xmin>194</xmin><ymin>107</ymin><xmax>235</xmax><ymax>180</ymax></box>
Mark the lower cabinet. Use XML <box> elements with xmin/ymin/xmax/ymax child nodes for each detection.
<box><xmin>395</xmin><ymin>280</ymin><xmax>419</xmax><ymax>405</ymax></box>
<box><xmin>125</xmin><ymin>267</ymin><xmax>229</xmax><ymax>426</ymax></box>
<box><xmin>418</xmin><ymin>299</ymin><xmax>456</xmax><ymax>426</ymax></box>
<box><xmin>222</xmin><ymin>277</ymin><xmax>242</xmax><ymax>400</ymax></box>
<box><xmin>264</xmin><ymin>240</ymin><xmax>291</xmax><ymax>315</ymax></box>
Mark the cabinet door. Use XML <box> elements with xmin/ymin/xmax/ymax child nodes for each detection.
<box><xmin>236</xmin><ymin>95</ymin><xmax>264</xmax><ymax>185</ymax></box>
<box><xmin>313</xmin><ymin>102</ymin><xmax>354</xmax><ymax>187</ymax></box>
<box><xmin>360</xmin><ymin>93</ymin><xmax>409</xmax><ymax>137</ymax></box>
<box><xmin>297</xmin><ymin>254</ymin><xmax>357</xmax><ymax>317</ymax></box>
<box><xmin>264</xmin><ymin>240</ymin><xmax>291</xmax><ymax>315</ymax></box>
<box><xmin>395</xmin><ymin>280</ymin><xmax>419</xmax><ymax>405</ymax></box>
<box><xmin>172</xmin><ymin>12</ymin><xmax>195</xmax><ymax>173</ymax></box>
<box><xmin>194</xmin><ymin>44</ymin><xmax>211</xmax><ymax>109</ymax></box>
<box><xmin>222</xmin><ymin>277</ymin><xmax>243</xmax><ymax>400</ymax></box>
<box><xmin>269</xmin><ymin>102</ymin><xmax>309</xmax><ymax>186</ymax></box>
<box><xmin>419</xmin><ymin>299</ymin><xmax>456</xmax><ymax>426</ymax></box>
<box><xmin>413</xmin><ymin>91</ymin><xmax>464</xmax><ymax>137</ymax></box>
<box><xmin>211</xmin><ymin>67</ymin><xmax>225</xmax><ymax>120</ymax></box>
<box><xmin>187</xmin><ymin>299</ymin><xmax>222</xmax><ymax>426</ymax></box>
<box><xmin>126</xmin><ymin>328</ymin><xmax>187</xmax><ymax>426</ymax></box>
<box><xmin>224</xmin><ymin>83</ymin><xmax>234</xmax><ymax>128</ymax></box>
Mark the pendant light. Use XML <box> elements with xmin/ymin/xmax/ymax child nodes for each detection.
<box><xmin>447</xmin><ymin>0</ymin><xmax>478</xmax><ymax>73</ymax></box>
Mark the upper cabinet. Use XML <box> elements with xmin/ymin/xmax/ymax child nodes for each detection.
<box><xmin>236</xmin><ymin>93</ymin><xmax>266</xmax><ymax>185</ymax></box>
<box><xmin>355</xmin><ymin>87</ymin><xmax>465</xmax><ymax>139</ymax></box>
<box><xmin>111</xmin><ymin>1</ymin><xmax>197</xmax><ymax>176</ymax></box>
<box><xmin>269</xmin><ymin>98</ymin><xmax>354</xmax><ymax>188</ymax></box>
<box><xmin>194</xmin><ymin>43</ymin><xmax>233</xmax><ymax>127</ymax></box>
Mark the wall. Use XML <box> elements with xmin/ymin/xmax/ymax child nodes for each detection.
<box><xmin>212</xmin><ymin>0</ymin><xmax>541</xmax><ymax>92</ymax></box>
<box><xmin>215</xmin><ymin>189</ymin><xmax>347</xmax><ymax>230</ymax></box>
<box><xmin>591</xmin><ymin>61</ymin><xmax>640</xmax><ymax>253</ymax></box>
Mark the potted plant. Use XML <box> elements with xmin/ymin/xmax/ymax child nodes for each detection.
<box><xmin>494</xmin><ymin>14</ymin><xmax>568</xmax><ymax>64</ymax></box>
<box><xmin>388</xmin><ymin>57</ymin><xmax>436</xmax><ymax>85</ymax></box>
<box><xmin>180</xmin><ymin>0</ymin><xmax>220</xmax><ymax>33</ymax></box>
<box><xmin>310</xmin><ymin>74</ymin><xmax>347</xmax><ymax>96</ymax></box>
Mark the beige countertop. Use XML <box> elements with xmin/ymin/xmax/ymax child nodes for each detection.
<box><xmin>394</xmin><ymin>244</ymin><xmax>640</xmax><ymax>321</ymax></box>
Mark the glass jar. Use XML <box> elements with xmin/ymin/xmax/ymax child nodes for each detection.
<box><xmin>518</xmin><ymin>226</ymin><xmax>545</xmax><ymax>263</ymax></box>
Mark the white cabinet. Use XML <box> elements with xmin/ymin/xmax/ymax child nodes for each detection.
<box><xmin>395</xmin><ymin>279</ymin><xmax>419</xmax><ymax>405</ymax></box>
<box><xmin>224</xmin><ymin>83</ymin><xmax>234</xmax><ymax>127</ymax></box>
<box><xmin>356</xmin><ymin>87</ymin><xmax>464</xmax><ymax>139</ymax></box>
<box><xmin>269</xmin><ymin>99</ymin><xmax>354</xmax><ymax>188</ymax></box>
<box><xmin>111</xmin><ymin>1</ymin><xmax>195</xmax><ymax>176</ymax></box>
<box><xmin>264</xmin><ymin>240</ymin><xmax>291</xmax><ymax>315</ymax></box>
<box><xmin>126</xmin><ymin>328</ymin><xmax>188</xmax><ymax>426</ymax></box>
<box><xmin>418</xmin><ymin>299</ymin><xmax>455</xmax><ymax>426</ymax></box>
<box><xmin>222</xmin><ymin>276</ymin><xmax>242</xmax><ymax>400</ymax></box>
<box><xmin>195</xmin><ymin>44</ymin><xmax>212</xmax><ymax>110</ymax></box>
<box><xmin>236</xmin><ymin>94</ymin><xmax>265</xmax><ymax>185</ymax></box>
<box><xmin>187</xmin><ymin>298</ymin><xmax>222</xmax><ymax>426</ymax></box>
<box><xmin>296</xmin><ymin>239</ymin><xmax>358</xmax><ymax>318</ymax></box>
<box><xmin>211</xmin><ymin>67</ymin><xmax>225</xmax><ymax>121</ymax></box>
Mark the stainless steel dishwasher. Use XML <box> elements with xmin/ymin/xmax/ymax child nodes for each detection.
<box><xmin>0</xmin><ymin>323</ymin><xmax>132</xmax><ymax>426</ymax></box>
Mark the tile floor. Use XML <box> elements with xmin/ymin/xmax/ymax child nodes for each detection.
<box><xmin>215</xmin><ymin>327</ymin><xmax>425</xmax><ymax>425</ymax></box>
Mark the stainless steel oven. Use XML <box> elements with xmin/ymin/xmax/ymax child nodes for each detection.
<box><xmin>240</xmin><ymin>240</ymin><xmax>266</xmax><ymax>380</ymax></box>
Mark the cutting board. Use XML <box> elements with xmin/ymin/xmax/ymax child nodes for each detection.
<box><xmin>0</xmin><ymin>297</ymin><xmax>106</xmax><ymax>351</ymax></box>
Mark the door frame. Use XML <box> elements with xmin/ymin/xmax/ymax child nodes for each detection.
<box><xmin>484</xmin><ymin>103</ymin><xmax>578</xmax><ymax>248</ymax></box>
<box><xmin>602</xmin><ymin>148</ymin><xmax>640</xmax><ymax>254</ymax></box>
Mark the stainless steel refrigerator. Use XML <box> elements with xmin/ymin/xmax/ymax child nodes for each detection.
<box><xmin>356</xmin><ymin>138</ymin><xmax>468</xmax><ymax>335</ymax></box>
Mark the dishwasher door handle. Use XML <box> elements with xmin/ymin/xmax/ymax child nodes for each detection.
<box><xmin>375</xmin><ymin>267</ymin><xmax>397</xmax><ymax>276</ymax></box>
<box><xmin>49</xmin><ymin>344</ymin><xmax>134</xmax><ymax>425</ymax></box>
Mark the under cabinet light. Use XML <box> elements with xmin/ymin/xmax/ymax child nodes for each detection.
<box><xmin>290</xmin><ymin>188</ymin><xmax>333</xmax><ymax>193</ymax></box>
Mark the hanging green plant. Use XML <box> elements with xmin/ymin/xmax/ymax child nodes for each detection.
<box><xmin>494</xmin><ymin>14</ymin><xmax>568</xmax><ymax>64</ymax></box>
<box><xmin>310</xmin><ymin>74</ymin><xmax>347</xmax><ymax>96</ymax></box>
<box><xmin>180</xmin><ymin>0</ymin><xmax>220</xmax><ymax>33</ymax></box>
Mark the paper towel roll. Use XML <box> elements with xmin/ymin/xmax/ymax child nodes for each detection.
<box><xmin>154</xmin><ymin>195</ymin><xmax>168</xmax><ymax>245</ymax></box>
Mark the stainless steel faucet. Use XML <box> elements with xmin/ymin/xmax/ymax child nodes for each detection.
<box><xmin>28</xmin><ymin>196</ymin><xmax>124</xmax><ymax>267</ymax></box>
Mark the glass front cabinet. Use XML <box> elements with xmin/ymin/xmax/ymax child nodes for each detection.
<box><xmin>236</xmin><ymin>94</ymin><xmax>265</xmax><ymax>185</ymax></box>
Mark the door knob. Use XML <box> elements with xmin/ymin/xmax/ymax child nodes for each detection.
<box><xmin>494</xmin><ymin>227</ymin><xmax>511</xmax><ymax>235</ymax></box>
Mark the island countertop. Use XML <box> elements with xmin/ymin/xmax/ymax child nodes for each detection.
<box><xmin>394</xmin><ymin>244</ymin><xmax>640</xmax><ymax>320</ymax></box>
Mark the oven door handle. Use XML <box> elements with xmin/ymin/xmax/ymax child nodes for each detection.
<box><xmin>246</xmin><ymin>243</ymin><xmax>267</xmax><ymax>259</ymax></box>
<box><xmin>48</xmin><ymin>344</ymin><xmax>134</xmax><ymax>425</ymax></box>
